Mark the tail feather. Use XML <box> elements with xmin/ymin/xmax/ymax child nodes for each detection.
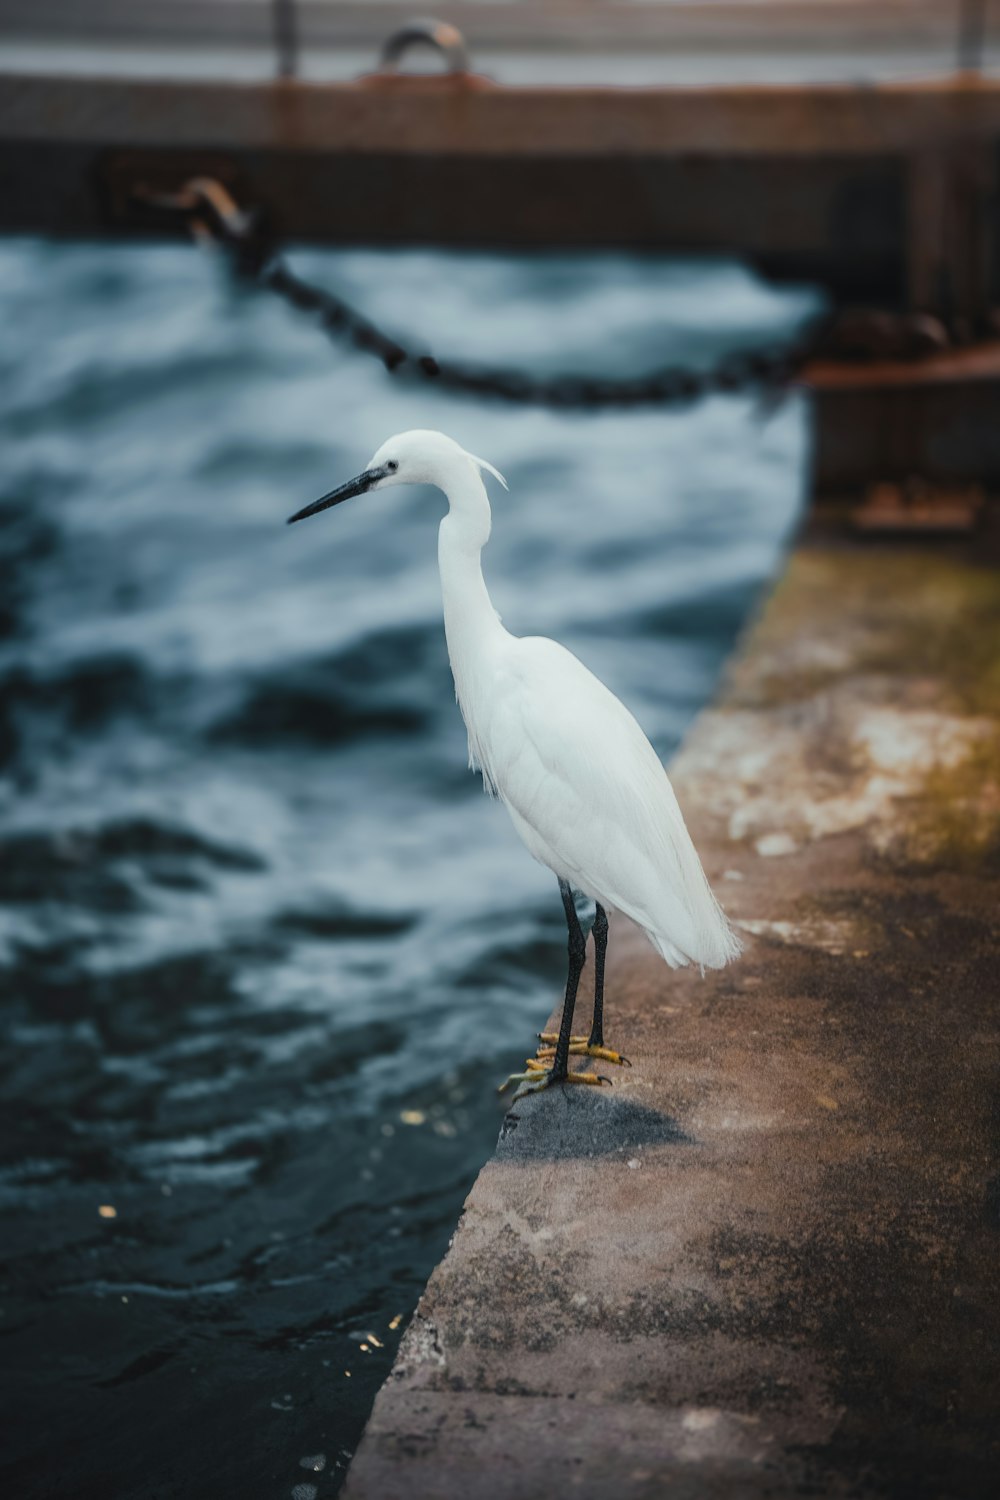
<box><xmin>647</xmin><ymin>897</ymin><xmax>743</xmax><ymax>972</ymax></box>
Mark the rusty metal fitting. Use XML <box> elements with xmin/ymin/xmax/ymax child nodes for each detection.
<box><xmin>137</xmin><ymin>178</ymin><xmax>253</xmax><ymax>242</ymax></box>
<box><xmin>378</xmin><ymin>19</ymin><xmax>471</xmax><ymax>75</ymax></box>
<box><xmin>130</xmin><ymin>176</ymin><xmax>273</xmax><ymax>274</ymax></box>
<box><xmin>182</xmin><ymin>178</ymin><xmax>255</xmax><ymax>240</ymax></box>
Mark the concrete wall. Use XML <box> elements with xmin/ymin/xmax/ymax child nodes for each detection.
<box><xmin>343</xmin><ymin>536</ymin><xmax>1000</xmax><ymax>1499</ymax></box>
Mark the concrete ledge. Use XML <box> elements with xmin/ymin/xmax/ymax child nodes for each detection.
<box><xmin>343</xmin><ymin>541</ymin><xmax>1000</xmax><ymax>1499</ymax></box>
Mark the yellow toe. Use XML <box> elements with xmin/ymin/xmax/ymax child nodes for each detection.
<box><xmin>535</xmin><ymin>1041</ymin><xmax>631</xmax><ymax>1067</ymax></box>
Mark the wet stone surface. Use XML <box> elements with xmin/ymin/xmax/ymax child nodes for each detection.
<box><xmin>343</xmin><ymin>542</ymin><xmax>1000</xmax><ymax>1500</ymax></box>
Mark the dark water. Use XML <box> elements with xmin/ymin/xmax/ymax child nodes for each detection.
<box><xmin>0</xmin><ymin>241</ymin><xmax>816</xmax><ymax>1498</ymax></box>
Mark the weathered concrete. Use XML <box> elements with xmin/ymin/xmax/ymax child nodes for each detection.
<box><xmin>343</xmin><ymin>541</ymin><xmax>1000</xmax><ymax>1500</ymax></box>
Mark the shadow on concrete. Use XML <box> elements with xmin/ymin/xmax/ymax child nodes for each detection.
<box><xmin>497</xmin><ymin>1088</ymin><xmax>692</xmax><ymax>1162</ymax></box>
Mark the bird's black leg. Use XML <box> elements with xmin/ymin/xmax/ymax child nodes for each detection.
<box><xmin>498</xmin><ymin>879</ymin><xmax>610</xmax><ymax>1101</ymax></box>
<box><xmin>549</xmin><ymin>878</ymin><xmax>587</xmax><ymax>1082</ymax></box>
<box><xmin>536</xmin><ymin>888</ymin><xmax>629</xmax><ymax>1080</ymax></box>
<box><xmin>588</xmin><ymin>902</ymin><xmax>609</xmax><ymax>1050</ymax></box>
<box><xmin>531</xmin><ymin>895</ymin><xmax>630</xmax><ymax>1075</ymax></box>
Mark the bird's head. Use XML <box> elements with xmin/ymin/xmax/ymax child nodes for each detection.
<box><xmin>287</xmin><ymin>429</ymin><xmax>506</xmax><ymax>525</ymax></box>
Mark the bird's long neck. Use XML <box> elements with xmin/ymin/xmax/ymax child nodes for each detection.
<box><xmin>437</xmin><ymin>465</ymin><xmax>507</xmax><ymax>712</ymax></box>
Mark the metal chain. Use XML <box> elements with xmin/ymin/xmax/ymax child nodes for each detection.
<box><xmin>132</xmin><ymin>178</ymin><xmax>980</xmax><ymax>410</ymax></box>
<box><xmin>261</xmin><ymin>257</ymin><xmax>811</xmax><ymax>409</ymax></box>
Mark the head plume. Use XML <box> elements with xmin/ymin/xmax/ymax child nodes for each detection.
<box><xmin>463</xmin><ymin>449</ymin><xmax>508</xmax><ymax>491</ymax></box>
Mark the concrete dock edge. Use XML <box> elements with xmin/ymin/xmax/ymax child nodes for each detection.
<box><xmin>343</xmin><ymin>540</ymin><xmax>1000</xmax><ymax>1500</ymax></box>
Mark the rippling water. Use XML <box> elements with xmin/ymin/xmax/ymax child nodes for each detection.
<box><xmin>0</xmin><ymin>240</ymin><xmax>816</xmax><ymax>1497</ymax></box>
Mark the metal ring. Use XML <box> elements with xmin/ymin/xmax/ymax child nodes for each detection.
<box><xmin>379</xmin><ymin>18</ymin><xmax>471</xmax><ymax>75</ymax></box>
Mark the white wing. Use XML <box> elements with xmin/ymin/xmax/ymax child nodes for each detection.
<box><xmin>478</xmin><ymin>635</ymin><xmax>740</xmax><ymax>970</ymax></box>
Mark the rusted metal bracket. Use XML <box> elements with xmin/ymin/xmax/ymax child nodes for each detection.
<box><xmin>806</xmin><ymin>340</ymin><xmax>1000</xmax><ymax>514</ymax></box>
<box><xmin>851</xmin><ymin>480</ymin><xmax>986</xmax><ymax>535</ymax></box>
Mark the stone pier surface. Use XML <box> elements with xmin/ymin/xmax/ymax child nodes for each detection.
<box><xmin>344</xmin><ymin>542</ymin><xmax>1000</xmax><ymax>1500</ymax></box>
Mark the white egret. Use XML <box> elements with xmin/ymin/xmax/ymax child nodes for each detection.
<box><xmin>288</xmin><ymin>430</ymin><xmax>741</xmax><ymax>1101</ymax></box>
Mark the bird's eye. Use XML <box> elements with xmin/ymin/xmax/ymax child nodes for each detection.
<box><xmin>386</xmin><ymin>460</ymin><xmax>399</xmax><ymax>473</ymax></box>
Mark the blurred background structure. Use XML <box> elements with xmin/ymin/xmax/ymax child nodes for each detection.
<box><xmin>3</xmin><ymin>2</ymin><xmax>1000</xmax><ymax>502</ymax></box>
<box><xmin>2</xmin><ymin>1</ymin><xmax>999</xmax><ymax>83</ymax></box>
<box><xmin>0</xmin><ymin>5</ymin><xmax>998</xmax><ymax>1500</ymax></box>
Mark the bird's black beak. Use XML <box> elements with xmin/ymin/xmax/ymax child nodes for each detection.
<box><xmin>287</xmin><ymin>467</ymin><xmax>383</xmax><ymax>525</ymax></box>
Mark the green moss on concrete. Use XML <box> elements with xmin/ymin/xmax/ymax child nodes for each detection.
<box><xmin>736</xmin><ymin>549</ymin><xmax>1000</xmax><ymax>716</ymax></box>
<box><xmin>894</xmin><ymin>732</ymin><xmax>1000</xmax><ymax>872</ymax></box>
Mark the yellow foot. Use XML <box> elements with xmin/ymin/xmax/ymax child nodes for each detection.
<box><xmin>536</xmin><ymin>1033</ymin><xmax>632</xmax><ymax>1068</ymax></box>
<box><xmin>498</xmin><ymin>1065</ymin><xmax>611</xmax><ymax>1104</ymax></box>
